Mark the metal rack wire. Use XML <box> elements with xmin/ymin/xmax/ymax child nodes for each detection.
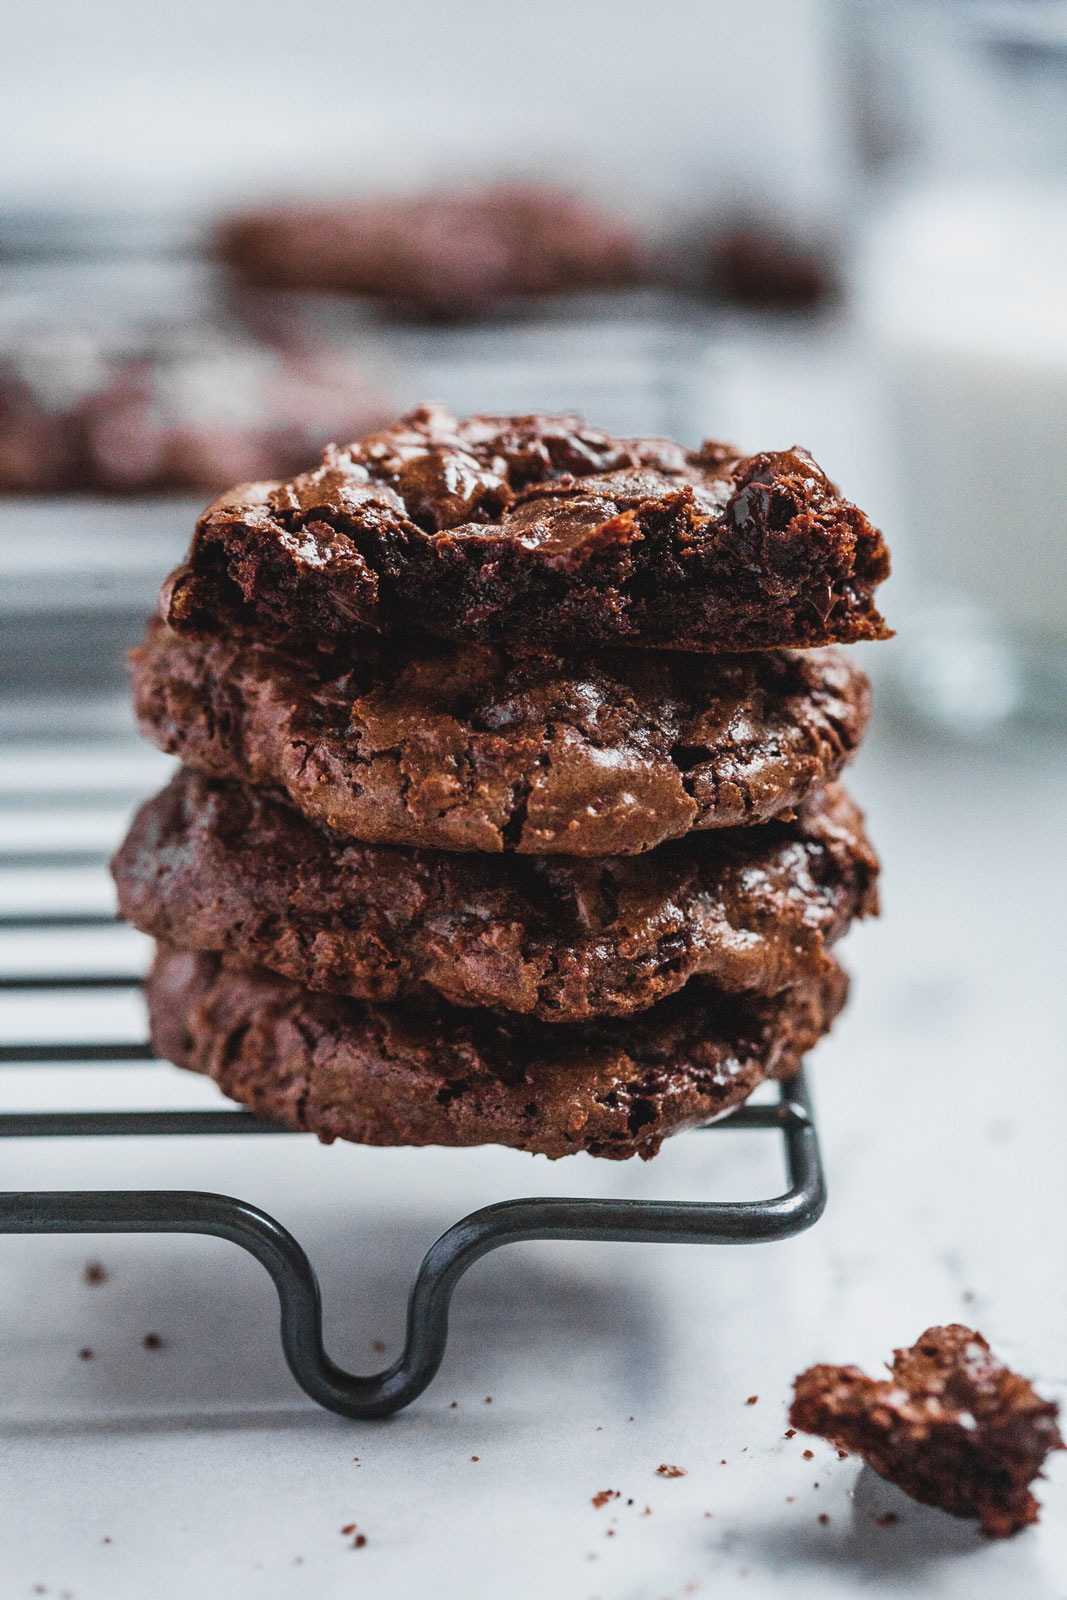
<box><xmin>1</xmin><ymin>287</ymin><xmax>822</xmax><ymax>1410</ymax></box>
<box><xmin>0</xmin><ymin>907</ymin><xmax>826</xmax><ymax>1419</ymax></box>
<box><xmin>0</xmin><ymin>305</ymin><xmax>830</xmax><ymax>1417</ymax></box>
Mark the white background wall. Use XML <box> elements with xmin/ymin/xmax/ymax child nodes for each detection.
<box><xmin>2</xmin><ymin>0</ymin><xmax>851</xmax><ymax>223</ymax></box>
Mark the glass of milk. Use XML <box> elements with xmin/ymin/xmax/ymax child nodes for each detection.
<box><xmin>846</xmin><ymin>0</ymin><xmax>1067</xmax><ymax>733</ymax></box>
<box><xmin>859</xmin><ymin>182</ymin><xmax>1067</xmax><ymax>732</ymax></box>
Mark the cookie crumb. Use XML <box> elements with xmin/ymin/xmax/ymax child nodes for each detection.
<box><xmin>143</xmin><ymin>1333</ymin><xmax>164</xmax><ymax>1350</ymax></box>
<box><xmin>471</xmin><ymin>1455</ymin><xmax>479</xmax><ymax>1462</ymax></box>
<box><xmin>591</xmin><ymin>1491</ymin><xmax>616</xmax><ymax>1509</ymax></box>
<box><xmin>746</xmin><ymin>1395</ymin><xmax>758</xmax><ymax>1405</ymax></box>
<box><xmin>656</xmin><ymin>1464</ymin><xmax>687</xmax><ymax>1478</ymax></box>
<box><xmin>784</xmin><ymin>1428</ymin><xmax>796</xmax><ymax>1439</ymax></box>
<box><xmin>83</xmin><ymin>1261</ymin><xmax>107</xmax><ymax>1286</ymax></box>
<box><xmin>484</xmin><ymin>1396</ymin><xmax>492</xmax><ymax>1404</ymax></box>
<box><xmin>791</xmin><ymin>1324</ymin><xmax>1063</xmax><ymax>1537</ymax></box>
<box><xmin>802</xmin><ymin>1449</ymin><xmax>814</xmax><ymax>1460</ymax></box>
<box><xmin>450</xmin><ymin>1401</ymin><xmax>458</xmax><ymax>1409</ymax></box>
<box><xmin>873</xmin><ymin>1513</ymin><xmax>899</xmax><ymax>1527</ymax></box>
<box><xmin>353</xmin><ymin>1535</ymin><xmax>367</xmax><ymax>1549</ymax></box>
<box><xmin>78</xmin><ymin>1347</ymin><xmax>93</xmax><ymax>1361</ymax></box>
<box><xmin>372</xmin><ymin>1340</ymin><xmax>386</xmax><ymax>1353</ymax></box>
<box><xmin>837</xmin><ymin>1449</ymin><xmax>848</xmax><ymax>1459</ymax></box>
<box><xmin>818</xmin><ymin>1513</ymin><xmax>830</xmax><ymax>1526</ymax></box>
<box><xmin>341</xmin><ymin>1524</ymin><xmax>356</xmax><ymax>1536</ymax></box>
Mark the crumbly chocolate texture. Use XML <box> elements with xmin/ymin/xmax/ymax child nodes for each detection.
<box><xmin>159</xmin><ymin>405</ymin><xmax>891</xmax><ymax>655</ymax></box>
<box><xmin>217</xmin><ymin>183</ymin><xmax>643</xmax><ymax>319</ymax></box>
<box><xmin>113</xmin><ymin>770</ymin><xmax>877</xmax><ymax>1020</ymax></box>
<box><xmin>132</xmin><ymin>619</ymin><xmax>870</xmax><ymax>856</ymax></box>
<box><xmin>791</xmin><ymin>1326</ymin><xmax>1064</xmax><ymax>1538</ymax></box>
<box><xmin>147</xmin><ymin>944</ymin><xmax>847</xmax><ymax>1161</ymax></box>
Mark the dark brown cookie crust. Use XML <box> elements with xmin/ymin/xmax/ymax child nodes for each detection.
<box><xmin>114</xmin><ymin>770</ymin><xmax>877</xmax><ymax>1020</ymax></box>
<box><xmin>147</xmin><ymin>944</ymin><xmax>847</xmax><ymax>1161</ymax></box>
<box><xmin>160</xmin><ymin>406</ymin><xmax>890</xmax><ymax>655</ymax></box>
<box><xmin>791</xmin><ymin>1325</ymin><xmax>1064</xmax><ymax>1538</ymax></box>
<box><xmin>217</xmin><ymin>183</ymin><xmax>643</xmax><ymax>319</ymax></box>
<box><xmin>132</xmin><ymin>620</ymin><xmax>871</xmax><ymax>856</ymax></box>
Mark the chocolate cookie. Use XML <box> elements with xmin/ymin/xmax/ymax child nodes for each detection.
<box><xmin>705</xmin><ymin>224</ymin><xmax>838</xmax><ymax>310</ymax></box>
<box><xmin>217</xmin><ymin>183</ymin><xmax>643</xmax><ymax>319</ymax></box>
<box><xmin>791</xmin><ymin>1326</ymin><xmax>1064</xmax><ymax>1538</ymax></box>
<box><xmin>114</xmin><ymin>770</ymin><xmax>877</xmax><ymax>1020</ymax></box>
<box><xmin>147</xmin><ymin>944</ymin><xmax>847</xmax><ymax>1161</ymax></box>
<box><xmin>132</xmin><ymin>620</ymin><xmax>870</xmax><ymax>855</ymax></box>
<box><xmin>160</xmin><ymin>406</ymin><xmax>890</xmax><ymax>655</ymax></box>
<box><xmin>0</xmin><ymin>329</ymin><xmax>389</xmax><ymax>495</ymax></box>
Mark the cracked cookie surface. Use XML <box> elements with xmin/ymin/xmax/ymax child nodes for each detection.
<box><xmin>114</xmin><ymin>770</ymin><xmax>877</xmax><ymax>1020</ymax></box>
<box><xmin>160</xmin><ymin>405</ymin><xmax>891</xmax><ymax>656</ymax></box>
<box><xmin>132</xmin><ymin>619</ymin><xmax>870</xmax><ymax>855</ymax></box>
<box><xmin>147</xmin><ymin>944</ymin><xmax>847</xmax><ymax>1161</ymax></box>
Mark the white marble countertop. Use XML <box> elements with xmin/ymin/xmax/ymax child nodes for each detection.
<box><xmin>1</xmin><ymin>706</ymin><xmax>1065</xmax><ymax>1600</ymax></box>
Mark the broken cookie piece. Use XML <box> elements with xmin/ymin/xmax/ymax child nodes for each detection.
<box><xmin>791</xmin><ymin>1325</ymin><xmax>1063</xmax><ymax>1537</ymax></box>
<box><xmin>159</xmin><ymin>405</ymin><xmax>891</xmax><ymax>657</ymax></box>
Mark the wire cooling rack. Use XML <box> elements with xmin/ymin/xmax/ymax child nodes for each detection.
<box><xmin>0</xmin><ymin>904</ymin><xmax>825</xmax><ymax>1419</ymax></box>
<box><xmin>0</xmin><ymin>303</ymin><xmax>829</xmax><ymax>1417</ymax></box>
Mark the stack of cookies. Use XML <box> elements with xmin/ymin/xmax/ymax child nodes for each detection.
<box><xmin>112</xmin><ymin>406</ymin><xmax>889</xmax><ymax>1161</ymax></box>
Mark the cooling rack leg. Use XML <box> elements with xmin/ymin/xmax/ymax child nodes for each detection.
<box><xmin>0</xmin><ymin>1077</ymin><xmax>824</xmax><ymax>1419</ymax></box>
<box><xmin>0</xmin><ymin>1186</ymin><xmax>414</xmax><ymax>1419</ymax></box>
